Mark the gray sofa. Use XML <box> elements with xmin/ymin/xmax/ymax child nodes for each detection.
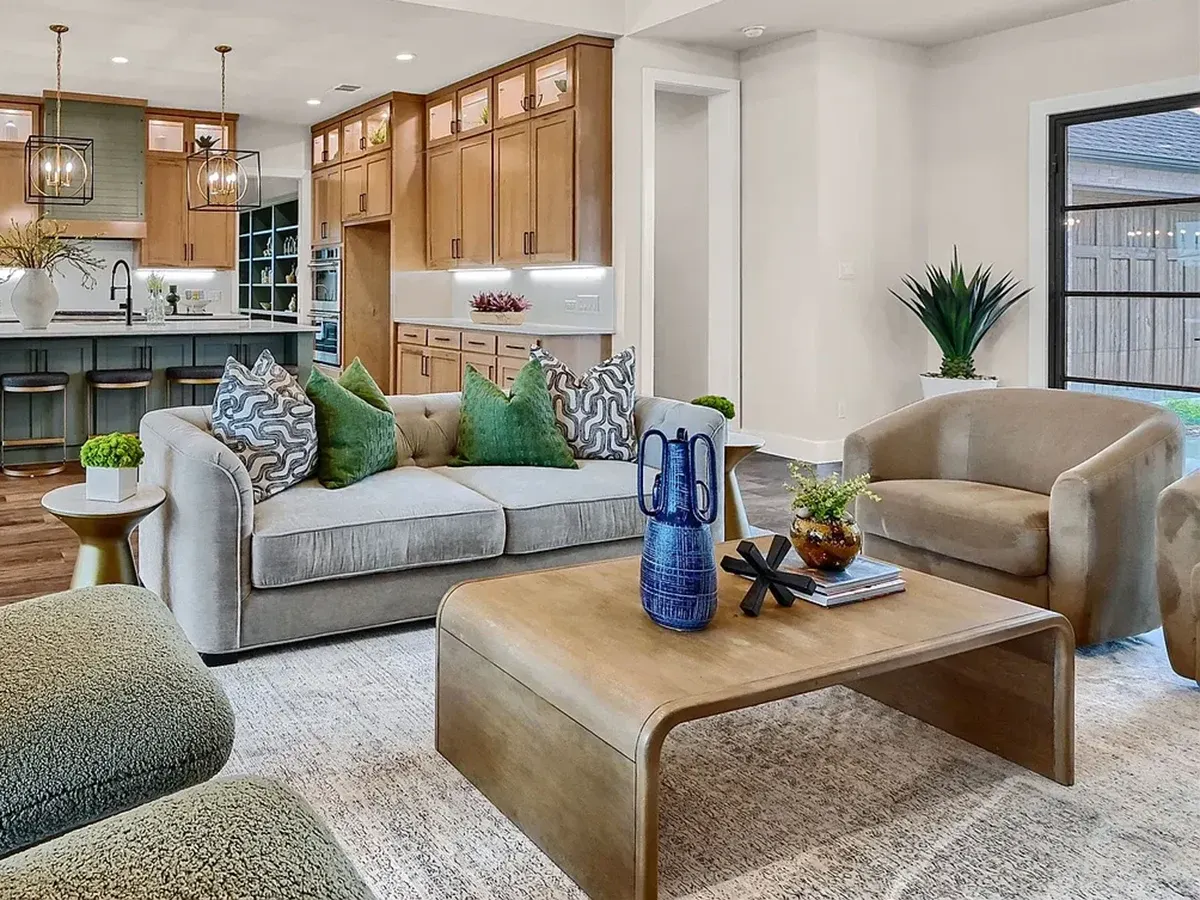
<box><xmin>140</xmin><ymin>392</ymin><xmax>725</xmax><ymax>659</ymax></box>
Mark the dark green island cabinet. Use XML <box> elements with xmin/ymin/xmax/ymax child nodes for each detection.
<box><xmin>0</xmin><ymin>321</ymin><xmax>315</xmax><ymax>465</ymax></box>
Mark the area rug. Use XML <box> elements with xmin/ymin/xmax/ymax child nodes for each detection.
<box><xmin>216</xmin><ymin>626</ymin><xmax>1200</xmax><ymax>899</ymax></box>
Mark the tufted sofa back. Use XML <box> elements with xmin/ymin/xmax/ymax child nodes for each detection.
<box><xmin>389</xmin><ymin>392</ymin><xmax>461</xmax><ymax>467</ymax></box>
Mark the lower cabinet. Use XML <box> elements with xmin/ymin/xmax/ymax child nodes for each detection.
<box><xmin>394</xmin><ymin>323</ymin><xmax>546</xmax><ymax>396</ymax></box>
<box><xmin>461</xmin><ymin>352</ymin><xmax>497</xmax><ymax>385</ymax></box>
<box><xmin>395</xmin><ymin>343</ymin><xmax>463</xmax><ymax>395</ymax></box>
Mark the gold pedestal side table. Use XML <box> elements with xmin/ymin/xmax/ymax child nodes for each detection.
<box><xmin>724</xmin><ymin>430</ymin><xmax>766</xmax><ymax>541</ymax></box>
<box><xmin>41</xmin><ymin>484</ymin><xmax>166</xmax><ymax>588</ymax></box>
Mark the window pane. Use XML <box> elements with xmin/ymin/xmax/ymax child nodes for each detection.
<box><xmin>1066</xmin><ymin>203</ymin><xmax>1200</xmax><ymax>292</ymax></box>
<box><xmin>533</xmin><ymin>55</ymin><xmax>569</xmax><ymax>109</ymax></box>
<box><xmin>1067</xmin><ymin>108</ymin><xmax>1200</xmax><ymax>205</ymax></box>
<box><xmin>428</xmin><ymin>99</ymin><xmax>454</xmax><ymax>142</ymax></box>
<box><xmin>459</xmin><ymin>86</ymin><xmax>489</xmax><ymax>132</ymax></box>
<box><xmin>496</xmin><ymin>71</ymin><xmax>526</xmax><ymax>121</ymax></box>
<box><xmin>1064</xmin><ymin>294</ymin><xmax>1200</xmax><ymax>387</ymax></box>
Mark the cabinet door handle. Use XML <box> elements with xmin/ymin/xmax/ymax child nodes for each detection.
<box><xmin>360</xmin><ymin>193</ymin><xmax>366</xmax><ymax>213</ymax></box>
<box><xmin>520</xmin><ymin>96</ymin><xmax>529</xmax><ymax>112</ymax></box>
<box><xmin>360</xmin><ymin>136</ymin><xmax>366</xmax><ymax>150</ymax></box>
<box><xmin>322</xmin><ymin>149</ymin><xmax>328</xmax><ymax>162</ymax></box>
<box><xmin>190</xmin><ymin>243</ymin><xmax>195</xmax><ymax>262</ymax></box>
<box><xmin>183</xmin><ymin>242</ymin><xmax>188</xmax><ymax>261</ymax></box>
<box><xmin>528</xmin><ymin>231</ymin><xmax>535</xmax><ymax>256</ymax></box>
<box><xmin>522</xmin><ymin>231</ymin><xmax>529</xmax><ymax>255</ymax></box>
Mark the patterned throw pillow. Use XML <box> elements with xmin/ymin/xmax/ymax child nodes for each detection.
<box><xmin>531</xmin><ymin>346</ymin><xmax>636</xmax><ymax>461</ymax></box>
<box><xmin>211</xmin><ymin>351</ymin><xmax>317</xmax><ymax>502</ymax></box>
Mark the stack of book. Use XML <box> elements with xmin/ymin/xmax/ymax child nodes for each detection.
<box><xmin>781</xmin><ymin>552</ymin><xmax>905</xmax><ymax>607</ymax></box>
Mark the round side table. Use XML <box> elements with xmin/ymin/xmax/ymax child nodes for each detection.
<box><xmin>724</xmin><ymin>431</ymin><xmax>766</xmax><ymax>541</ymax></box>
<box><xmin>41</xmin><ymin>484</ymin><xmax>166</xmax><ymax>589</ymax></box>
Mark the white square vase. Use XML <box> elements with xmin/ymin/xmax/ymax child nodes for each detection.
<box><xmin>85</xmin><ymin>466</ymin><xmax>138</xmax><ymax>503</ymax></box>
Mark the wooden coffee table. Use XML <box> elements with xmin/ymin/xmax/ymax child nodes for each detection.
<box><xmin>436</xmin><ymin>539</ymin><xmax>1075</xmax><ymax>900</ymax></box>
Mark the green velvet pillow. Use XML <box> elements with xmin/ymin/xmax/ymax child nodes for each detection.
<box><xmin>305</xmin><ymin>363</ymin><xmax>397</xmax><ymax>489</ymax></box>
<box><xmin>452</xmin><ymin>360</ymin><xmax>577</xmax><ymax>468</ymax></box>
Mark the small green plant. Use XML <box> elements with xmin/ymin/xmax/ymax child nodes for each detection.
<box><xmin>891</xmin><ymin>247</ymin><xmax>1031</xmax><ymax>380</ymax></box>
<box><xmin>80</xmin><ymin>433</ymin><xmax>144</xmax><ymax>469</ymax></box>
<box><xmin>1162</xmin><ymin>398</ymin><xmax>1200</xmax><ymax>427</ymax></box>
<box><xmin>785</xmin><ymin>463</ymin><xmax>879</xmax><ymax>523</ymax></box>
<box><xmin>691</xmin><ymin>395</ymin><xmax>735</xmax><ymax>420</ymax></box>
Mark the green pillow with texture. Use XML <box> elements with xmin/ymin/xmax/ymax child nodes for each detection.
<box><xmin>305</xmin><ymin>363</ymin><xmax>397</xmax><ymax>488</ymax></box>
<box><xmin>451</xmin><ymin>360</ymin><xmax>577</xmax><ymax>468</ymax></box>
<box><xmin>338</xmin><ymin>357</ymin><xmax>392</xmax><ymax>414</ymax></box>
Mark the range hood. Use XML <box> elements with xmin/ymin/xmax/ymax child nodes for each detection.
<box><xmin>47</xmin><ymin>98</ymin><xmax>146</xmax><ymax>239</ymax></box>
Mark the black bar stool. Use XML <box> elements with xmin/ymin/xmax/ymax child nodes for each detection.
<box><xmin>0</xmin><ymin>372</ymin><xmax>69</xmax><ymax>477</ymax></box>
<box><xmin>165</xmin><ymin>365</ymin><xmax>225</xmax><ymax>407</ymax></box>
<box><xmin>85</xmin><ymin>368</ymin><xmax>152</xmax><ymax>437</ymax></box>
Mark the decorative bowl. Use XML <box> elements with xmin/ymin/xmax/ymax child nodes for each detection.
<box><xmin>470</xmin><ymin>310</ymin><xmax>526</xmax><ymax>325</ymax></box>
<box><xmin>789</xmin><ymin>514</ymin><xmax>862</xmax><ymax>571</ymax></box>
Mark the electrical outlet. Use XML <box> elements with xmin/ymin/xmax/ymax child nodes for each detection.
<box><xmin>837</xmin><ymin>400</ymin><xmax>846</xmax><ymax>419</ymax></box>
<box><xmin>564</xmin><ymin>296</ymin><xmax>577</xmax><ymax>311</ymax></box>
<box><xmin>838</xmin><ymin>261</ymin><xmax>856</xmax><ymax>280</ymax></box>
<box><xmin>575</xmin><ymin>294</ymin><xmax>600</xmax><ymax>313</ymax></box>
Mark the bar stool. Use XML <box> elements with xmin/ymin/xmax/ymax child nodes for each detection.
<box><xmin>164</xmin><ymin>365</ymin><xmax>224</xmax><ymax>407</ymax></box>
<box><xmin>85</xmin><ymin>368</ymin><xmax>152</xmax><ymax>437</ymax></box>
<box><xmin>0</xmin><ymin>371</ymin><xmax>69</xmax><ymax>477</ymax></box>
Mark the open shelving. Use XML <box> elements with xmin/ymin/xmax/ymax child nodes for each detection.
<box><xmin>238</xmin><ymin>198</ymin><xmax>301</xmax><ymax>322</ymax></box>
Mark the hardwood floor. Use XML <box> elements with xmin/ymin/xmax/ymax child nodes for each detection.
<box><xmin>0</xmin><ymin>464</ymin><xmax>86</xmax><ymax>604</ymax></box>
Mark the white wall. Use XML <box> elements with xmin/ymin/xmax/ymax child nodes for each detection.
<box><xmin>740</xmin><ymin>32</ymin><xmax>928</xmax><ymax>461</ymax></box>
<box><xmin>926</xmin><ymin>0</ymin><xmax>1200</xmax><ymax>386</ymax></box>
<box><xmin>612</xmin><ymin>36</ymin><xmax>739</xmax><ymax>367</ymax></box>
<box><xmin>653</xmin><ymin>90</ymin><xmax>709</xmax><ymax>401</ymax></box>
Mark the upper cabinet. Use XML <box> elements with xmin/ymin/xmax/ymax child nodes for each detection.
<box><xmin>312</xmin><ymin>123</ymin><xmax>340</xmax><ymax>169</ymax></box>
<box><xmin>456</xmin><ymin>80</ymin><xmax>492</xmax><ymax>140</ymax></box>
<box><xmin>0</xmin><ymin>101</ymin><xmax>40</xmax><ymax>229</ymax></box>
<box><xmin>530</xmin><ymin>47</ymin><xmax>575</xmax><ymax>118</ymax></box>
<box><xmin>146</xmin><ymin>112</ymin><xmax>232</xmax><ymax>156</ymax></box>
<box><xmin>426</xmin><ymin>93</ymin><xmax>456</xmax><ymax>148</ymax></box>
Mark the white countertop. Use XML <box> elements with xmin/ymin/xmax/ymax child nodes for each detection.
<box><xmin>0</xmin><ymin>320</ymin><xmax>317</xmax><ymax>339</ymax></box>
<box><xmin>396</xmin><ymin>316</ymin><xmax>614</xmax><ymax>337</ymax></box>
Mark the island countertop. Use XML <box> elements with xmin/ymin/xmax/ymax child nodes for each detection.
<box><xmin>394</xmin><ymin>316</ymin><xmax>614</xmax><ymax>337</ymax></box>
<box><xmin>0</xmin><ymin>320</ymin><xmax>317</xmax><ymax>339</ymax></box>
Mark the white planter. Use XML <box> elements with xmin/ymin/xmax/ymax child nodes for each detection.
<box><xmin>10</xmin><ymin>270</ymin><xmax>59</xmax><ymax>330</ymax></box>
<box><xmin>85</xmin><ymin>467</ymin><xmax>138</xmax><ymax>503</ymax></box>
<box><xmin>469</xmin><ymin>310</ymin><xmax>526</xmax><ymax>326</ymax></box>
<box><xmin>920</xmin><ymin>374</ymin><xmax>999</xmax><ymax>399</ymax></box>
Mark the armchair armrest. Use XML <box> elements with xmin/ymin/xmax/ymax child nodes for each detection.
<box><xmin>843</xmin><ymin>401</ymin><xmax>943</xmax><ymax>483</ymax></box>
<box><xmin>1156</xmin><ymin>470</ymin><xmax>1200</xmax><ymax>680</ymax></box>
<box><xmin>634</xmin><ymin>397</ymin><xmax>728</xmax><ymax>541</ymax></box>
<box><xmin>139</xmin><ymin>408</ymin><xmax>254</xmax><ymax>655</ymax></box>
<box><xmin>1049</xmin><ymin>414</ymin><xmax>1183</xmax><ymax>645</ymax></box>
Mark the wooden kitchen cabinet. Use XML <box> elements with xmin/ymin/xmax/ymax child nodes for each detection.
<box><xmin>342</xmin><ymin>151</ymin><xmax>391</xmax><ymax>222</ymax></box>
<box><xmin>493</xmin><ymin>65</ymin><xmax>530</xmax><ymax>127</ymax></box>
<box><xmin>144</xmin><ymin>156</ymin><xmax>235</xmax><ymax>267</ymax></box>
<box><xmin>494</xmin><ymin>123</ymin><xmax>532</xmax><ymax>265</ymax></box>
<box><xmin>530</xmin><ymin>110</ymin><xmax>576</xmax><ymax>264</ymax></box>
<box><xmin>427</xmin><ymin>347</ymin><xmax>462</xmax><ymax>393</ymax></box>
<box><xmin>426</xmin><ymin>93</ymin><xmax>457</xmax><ymax>148</ymax></box>
<box><xmin>456</xmin><ymin>79</ymin><xmax>492</xmax><ymax>140</ymax></box>
<box><xmin>530</xmin><ymin>48</ymin><xmax>575</xmax><ymax>117</ymax></box>
<box><xmin>426</xmin><ymin>144</ymin><xmax>459</xmax><ymax>268</ymax></box>
<box><xmin>461</xmin><ymin>352</ymin><xmax>498</xmax><ymax>386</ymax></box>
<box><xmin>312</xmin><ymin>167</ymin><xmax>343</xmax><ymax>245</ymax></box>
<box><xmin>396</xmin><ymin>343</ymin><xmax>427</xmax><ymax>394</ymax></box>
<box><xmin>0</xmin><ymin>103</ymin><xmax>38</xmax><ymax>229</ymax></box>
<box><xmin>312</xmin><ymin>123</ymin><xmax>340</xmax><ymax>169</ymax></box>
<box><xmin>458</xmin><ymin>135</ymin><xmax>494</xmax><ymax>266</ymax></box>
<box><xmin>146</xmin><ymin>112</ymin><xmax>233</xmax><ymax>156</ymax></box>
<box><xmin>499</xmin><ymin>358</ymin><xmax>524</xmax><ymax>390</ymax></box>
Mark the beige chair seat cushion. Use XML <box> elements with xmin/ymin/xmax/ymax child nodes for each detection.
<box><xmin>858</xmin><ymin>479</ymin><xmax>1049</xmax><ymax>577</ymax></box>
<box><xmin>251</xmin><ymin>467</ymin><xmax>505</xmax><ymax>588</ymax></box>
<box><xmin>438</xmin><ymin>460</ymin><xmax>647</xmax><ymax>555</ymax></box>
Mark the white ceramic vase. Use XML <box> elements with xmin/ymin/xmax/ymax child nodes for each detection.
<box><xmin>920</xmin><ymin>374</ymin><xmax>1000</xmax><ymax>399</ymax></box>
<box><xmin>85</xmin><ymin>467</ymin><xmax>138</xmax><ymax>503</ymax></box>
<box><xmin>10</xmin><ymin>269</ymin><xmax>59</xmax><ymax>330</ymax></box>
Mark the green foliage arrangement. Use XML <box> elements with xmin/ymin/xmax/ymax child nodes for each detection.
<box><xmin>691</xmin><ymin>395</ymin><xmax>736</xmax><ymax>420</ymax></box>
<box><xmin>80</xmin><ymin>433</ymin><xmax>144</xmax><ymax>469</ymax></box>
<box><xmin>1162</xmin><ymin>398</ymin><xmax>1200</xmax><ymax>427</ymax></box>
<box><xmin>0</xmin><ymin>218</ymin><xmax>105</xmax><ymax>289</ymax></box>
<box><xmin>785</xmin><ymin>462</ymin><xmax>879</xmax><ymax>523</ymax></box>
<box><xmin>891</xmin><ymin>247</ymin><xmax>1031</xmax><ymax>380</ymax></box>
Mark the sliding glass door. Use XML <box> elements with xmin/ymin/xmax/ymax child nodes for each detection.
<box><xmin>1049</xmin><ymin>93</ymin><xmax>1200</xmax><ymax>469</ymax></box>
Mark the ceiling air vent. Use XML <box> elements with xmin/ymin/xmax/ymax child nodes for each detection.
<box><xmin>332</xmin><ymin>83</ymin><xmax>362</xmax><ymax>93</ymax></box>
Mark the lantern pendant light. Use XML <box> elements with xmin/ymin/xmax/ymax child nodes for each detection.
<box><xmin>188</xmin><ymin>45</ymin><xmax>260</xmax><ymax>212</ymax></box>
<box><xmin>25</xmin><ymin>24</ymin><xmax>94</xmax><ymax>205</ymax></box>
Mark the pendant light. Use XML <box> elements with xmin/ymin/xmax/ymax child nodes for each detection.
<box><xmin>188</xmin><ymin>45</ymin><xmax>260</xmax><ymax>212</ymax></box>
<box><xmin>25</xmin><ymin>24</ymin><xmax>94</xmax><ymax>205</ymax></box>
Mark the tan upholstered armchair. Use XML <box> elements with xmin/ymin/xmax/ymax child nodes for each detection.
<box><xmin>1157</xmin><ymin>472</ymin><xmax>1200</xmax><ymax>684</ymax></box>
<box><xmin>844</xmin><ymin>388</ymin><xmax>1183</xmax><ymax>646</ymax></box>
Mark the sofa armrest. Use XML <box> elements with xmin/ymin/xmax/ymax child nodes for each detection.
<box><xmin>843</xmin><ymin>401</ymin><xmax>942</xmax><ymax>483</ymax></box>
<box><xmin>139</xmin><ymin>408</ymin><xmax>254</xmax><ymax>655</ymax></box>
<box><xmin>1049</xmin><ymin>414</ymin><xmax>1183</xmax><ymax>645</ymax></box>
<box><xmin>1157</xmin><ymin>471</ymin><xmax>1200</xmax><ymax>680</ymax></box>
<box><xmin>634</xmin><ymin>397</ymin><xmax>728</xmax><ymax>541</ymax></box>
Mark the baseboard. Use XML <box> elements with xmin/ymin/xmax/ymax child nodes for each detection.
<box><xmin>752</xmin><ymin>430</ymin><xmax>843</xmax><ymax>464</ymax></box>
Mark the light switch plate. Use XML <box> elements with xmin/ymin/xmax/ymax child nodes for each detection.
<box><xmin>838</xmin><ymin>262</ymin><xmax>856</xmax><ymax>280</ymax></box>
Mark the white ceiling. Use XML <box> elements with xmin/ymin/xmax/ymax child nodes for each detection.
<box><xmin>633</xmin><ymin>0</ymin><xmax>1130</xmax><ymax>48</ymax></box>
<box><xmin>0</xmin><ymin>0</ymin><xmax>581</xmax><ymax>124</ymax></box>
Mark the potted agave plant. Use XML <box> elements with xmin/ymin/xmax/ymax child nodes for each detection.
<box><xmin>80</xmin><ymin>432</ymin><xmax>144</xmax><ymax>503</ymax></box>
<box><xmin>891</xmin><ymin>248</ymin><xmax>1031</xmax><ymax>399</ymax></box>
<box><xmin>0</xmin><ymin>218</ymin><xmax>103</xmax><ymax>330</ymax></box>
<box><xmin>785</xmin><ymin>463</ymin><xmax>879</xmax><ymax>571</ymax></box>
<box><xmin>469</xmin><ymin>291</ymin><xmax>531</xmax><ymax>326</ymax></box>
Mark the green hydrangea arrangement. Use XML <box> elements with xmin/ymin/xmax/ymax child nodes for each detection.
<box><xmin>691</xmin><ymin>395</ymin><xmax>736</xmax><ymax>420</ymax></box>
<box><xmin>785</xmin><ymin>462</ymin><xmax>879</xmax><ymax>523</ymax></box>
<box><xmin>79</xmin><ymin>433</ymin><xmax>144</xmax><ymax>469</ymax></box>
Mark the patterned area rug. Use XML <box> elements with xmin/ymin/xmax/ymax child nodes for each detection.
<box><xmin>216</xmin><ymin>625</ymin><xmax>1200</xmax><ymax>899</ymax></box>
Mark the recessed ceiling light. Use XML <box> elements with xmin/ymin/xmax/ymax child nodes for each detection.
<box><xmin>111</xmin><ymin>56</ymin><xmax>129</xmax><ymax>64</ymax></box>
<box><xmin>741</xmin><ymin>25</ymin><xmax>766</xmax><ymax>38</ymax></box>
<box><xmin>307</xmin><ymin>98</ymin><xmax>321</xmax><ymax>106</ymax></box>
<box><xmin>395</xmin><ymin>52</ymin><xmax>415</xmax><ymax>61</ymax></box>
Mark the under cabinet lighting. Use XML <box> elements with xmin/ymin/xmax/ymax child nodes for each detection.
<box><xmin>452</xmin><ymin>268</ymin><xmax>512</xmax><ymax>283</ymax></box>
<box><xmin>525</xmin><ymin>266</ymin><xmax>607</xmax><ymax>281</ymax></box>
<box><xmin>135</xmin><ymin>269</ymin><xmax>217</xmax><ymax>282</ymax></box>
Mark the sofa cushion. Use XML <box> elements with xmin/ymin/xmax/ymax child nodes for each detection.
<box><xmin>251</xmin><ymin>467</ymin><xmax>505</xmax><ymax>588</ymax></box>
<box><xmin>438</xmin><ymin>460</ymin><xmax>646</xmax><ymax>555</ymax></box>
<box><xmin>858</xmin><ymin>479</ymin><xmax>1049</xmax><ymax>578</ymax></box>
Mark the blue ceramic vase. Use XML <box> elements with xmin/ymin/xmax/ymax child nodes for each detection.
<box><xmin>638</xmin><ymin>427</ymin><xmax>719</xmax><ymax>631</ymax></box>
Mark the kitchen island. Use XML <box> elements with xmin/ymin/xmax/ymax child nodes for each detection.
<box><xmin>0</xmin><ymin>319</ymin><xmax>315</xmax><ymax>466</ymax></box>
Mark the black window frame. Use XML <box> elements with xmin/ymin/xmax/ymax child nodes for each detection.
<box><xmin>1048</xmin><ymin>91</ymin><xmax>1200</xmax><ymax>390</ymax></box>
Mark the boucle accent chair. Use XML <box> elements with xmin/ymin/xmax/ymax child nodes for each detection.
<box><xmin>0</xmin><ymin>778</ymin><xmax>376</xmax><ymax>900</ymax></box>
<box><xmin>1156</xmin><ymin>471</ymin><xmax>1200</xmax><ymax>684</ymax></box>
<box><xmin>139</xmin><ymin>392</ymin><xmax>725</xmax><ymax>660</ymax></box>
<box><xmin>844</xmin><ymin>388</ymin><xmax>1183</xmax><ymax>646</ymax></box>
<box><xmin>0</xmin><ymin>586</ymin><xmax>234</xmax><ymax>857</ymax></box>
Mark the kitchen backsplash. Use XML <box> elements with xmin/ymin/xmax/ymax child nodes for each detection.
<box><xmin>393</xmin><ymin>267</ymin><xmax>616</xmax><ymax>330</ymax></box>
<box><xmin>0</xmin><ymin>240</ymin><xmax>237</xmax><ymax>315</ymax></box>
